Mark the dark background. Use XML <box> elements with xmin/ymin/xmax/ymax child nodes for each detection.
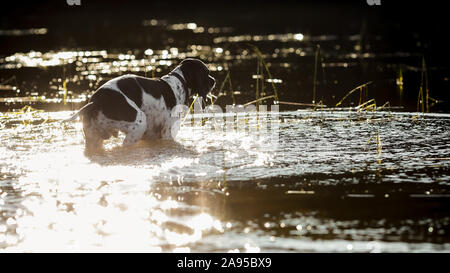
<box><xmin>2</xmin><ymin>0</ymin><xmax>447</xmax><ymax>55</ymax></box>
<box><xmin>1</xmin><ymin>0</ymin><xmax>449</xmax><ymax>112</ymax></box>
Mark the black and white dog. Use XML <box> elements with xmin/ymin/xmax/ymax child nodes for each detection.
<box><xmin>67</xmin><ymin>58</ymin><xmax>215</xmax><ymax>152</ymax></box>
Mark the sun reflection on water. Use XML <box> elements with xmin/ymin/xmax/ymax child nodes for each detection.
<box><xmin>1</xmin><ymin>110</ymin><xmax>450</xmax><ymax>252</ymax></box>
<box><xmin>1</xmin><ymin>110</ymin><xmax>280</xmax><ymax>251</ymax></box>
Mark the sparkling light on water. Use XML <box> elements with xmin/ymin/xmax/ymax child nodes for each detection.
<box><xmin>1</xmin><ymin>111</ymin><xmax>450</xmax><ymax>252</ymax></box>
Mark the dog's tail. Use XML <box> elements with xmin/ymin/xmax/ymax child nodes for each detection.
<box><xmin>62</xmin><ymin>102</ymin><xmax>95</xmax><ymax>122</ymax></box>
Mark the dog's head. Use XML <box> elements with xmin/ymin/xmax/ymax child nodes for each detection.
<box><xmin>179</xmin><ymin>58</ymin><xmax>215</xmax><ymax>98</ymax></box>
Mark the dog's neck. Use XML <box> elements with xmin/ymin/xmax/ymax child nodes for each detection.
<box><xmin>161</xmin><ymin>66</ymin><xmax>191</xmax><ymax>105</ymax></box>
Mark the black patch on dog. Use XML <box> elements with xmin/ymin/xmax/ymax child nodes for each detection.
<box><xmin>134</xmin><ymin>76</ymin><xmax>177</xmax><ymax>109</ymax></box>
<box><xmin>117</xmin><ymin>76</ymin><xmax>143</xmax><ymax>108</ymax></box>
<box><xmin>179</xmin><ymin>58</ymin><xmax>215</xmax><ymax>98</ymax></box>
<box><xmin>89</xmin><ymin>88</ymin><xmax>137</xmax><ymax>122</ymax></box>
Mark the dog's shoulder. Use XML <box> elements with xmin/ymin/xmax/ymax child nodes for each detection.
<box><xmin>110</xmin><ymin>74</ymin><xmax>144</xmax><ymax>108</ymax></box>
<box><xmin>134</xmin><ymin>75</ymin><xmax>177</xmax><ymax>109</ymax></box>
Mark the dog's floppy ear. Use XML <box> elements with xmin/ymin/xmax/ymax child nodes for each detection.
<box><xmin>194</xmin><ymin>70</ymin><xmax>209</xmax><ymax>97</ymax></box>
<box><xmin>179</xmin><ymin>58</ymin><xmax>210</xmax><ymax>97</ymax></box>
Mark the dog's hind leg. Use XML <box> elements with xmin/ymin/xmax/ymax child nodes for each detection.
<box><xmin>83</xmin><ymin>120</ymin><xmax>104</xmax><ymax>153</ymax></box>
<box><xmin>122</xmin><ymin>110</ymin><xmax>147</xmax><ymax>146</ymax></box>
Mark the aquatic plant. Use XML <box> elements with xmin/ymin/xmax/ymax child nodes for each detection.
<box><xmin>217</xmin><ymin>70</ymin><xmax>235</xmax><ymax>105</ymax></box>
<box><xmin>397</xmin><ymin>68</ymin><xmax>403</xmax><ymax>93</ymax></box>
<box><xmin>335</xmin><ymin>81</ymin><xmax>373</xmax><ymax>107</ymax></box>
<box><xmin>248</xmin><ymin>44</ymin><xmax>280</xmax><ymax>104</ymax></box>
<box><xmin>355</xmin><ymin>98</ymin><xmax>376</xmax><ymax>112</ymax></box>
<box><xmin>63</xmin><ymin>80</ymin><xmax>68</xmax><ymax>105</ymax></box>
<box><xmin>313</xmin><ymin>44</ymin><xmax>320</xmax><ymax>104</ymax></box>
<box><xmin>376</xmin><ymin>101</ymin><xmax>392</xmax><ymax>116</ymax></box>
<box><xmin>180</xmin><ymin>94</ymin><xmax>199</xmax><ymax>127</ymax></box>
<box><xmin>416</xmin><ymin>56</ymin><xmax>442</xmax><ymax>114</ymax></box>
<box><xmin>243</xmin><ymin>95</ymin><xmax>276</xmax><ymax>107</ymax></box>
<box><xmin>417</xmin><ymin>56</ymin><xmax>427</xmax><ymax>113</ymax></box>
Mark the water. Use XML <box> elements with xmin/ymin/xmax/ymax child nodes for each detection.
<box><xmin>1</xmin><ymin>1</ymin><xmax>450</xmax><ymax>252</ymax></box>
<box><xmin>1</xmin><ymin>110</ymin><xmax>449</xmax><ymax>252</ymax></box>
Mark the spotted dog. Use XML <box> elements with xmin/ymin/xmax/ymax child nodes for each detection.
<box><xmin>67</xmin><ymin>58</ymin><xmax>216</xmax><ymax>152</ymax></box>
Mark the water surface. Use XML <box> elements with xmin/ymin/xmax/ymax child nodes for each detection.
<box><xmin>1</xmin><ymin>2</ymin><xmax>450</xmax><ymax>252</ymax></box>
<box><xmin>1</xmin><ymin>110</ymin><xmax>449</xmax><ymax>252</ymax></box>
